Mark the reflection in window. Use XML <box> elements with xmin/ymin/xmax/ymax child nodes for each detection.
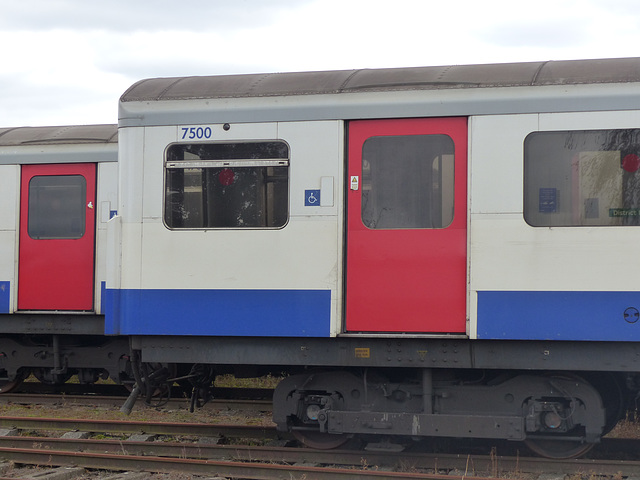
<box><xmin>28</xmin><ymin>175</ymin><xmax>86</xmax><ymax>239</ymax></box>
<box><xmin>524</xmin><ymin>129</ymin><xmax>640</xmax><ymax>226</ymax></box>
<box><xmin>165</xmin><ymin>141</ymin><xmax>289</xmax><ymax>229</ymax></box>
<box><xmin>361</xmin><ymin>135</ymin><xmax>455</xmax><ymax>229</ymax></box>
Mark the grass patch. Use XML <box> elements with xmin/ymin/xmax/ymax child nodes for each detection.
<box><xmin>606</xmin><ymin>412</ymin><xmax>640</xmax><ymax>439</ymax></box>
<box><xmin>214</xmin><ymin>374</ymin><xmax>282</xmax><ymax>389</ymax></box>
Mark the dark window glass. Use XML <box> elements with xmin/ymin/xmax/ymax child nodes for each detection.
<box><xmin>524</xmin><ymin>129</ymin><xmax>640</xmax><ymax>226</ymax></box>
<box><xmin>28</xmin><ymin>175</ymin><xmax>86</xmax><ymax>239</ymax></box>
<box><xmin>361</xmin><ymin>134</ymin><xmax>455</xmax><ymax>229</ymax></box>
<box><xmin>165</xmin><ymin>141</ymin><xmax>289</xmax><ymax>229</ymax></box>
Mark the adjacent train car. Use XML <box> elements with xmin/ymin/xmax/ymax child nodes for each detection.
<box><xmin>0</xmin><ymin>125</ymin><xmax>129</xmax><ymax>388</ymax></box>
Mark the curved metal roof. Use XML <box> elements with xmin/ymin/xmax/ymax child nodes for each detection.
<box><xmin>0</xmin><ymin>124</ymin><xmax>117</xmax><ymax>146</ymax></box>
<box><xmin>0</xmin><ymin>125</ymin><xmax>118</xmax><ymax>165</ymax></box>
<box><xmin>121</xmin><ymin>57</ymin><xmax>640</xmax><ymax>103</ymax></box>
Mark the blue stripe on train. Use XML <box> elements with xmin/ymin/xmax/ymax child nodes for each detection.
<box><xmin>0</xmin><ymin>282</ymin><xmax>9</xmax><ymax>313</ymax></box>
<box><xmin>477</xmin><ymin>291</ymin><xmax>640</xmax><ymax>341</ymax></box>
<box><xmin>104</xmin><ymin>288</ymin><xmax>331</xmax><ymax>337</ymax></box>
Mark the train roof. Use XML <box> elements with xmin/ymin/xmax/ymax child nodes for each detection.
<box><xmin>0</xmin><ymin>125</ymin><xmax>118</xmax><ymax>165</ymax></box>
<box><xmin>0</xmin><ymin>125</ymin><xmax>117</xmax><ymax>146</ymax></box>
<box><xmin>119</xmin><ymin>58</ymin><xmax>640</xmax><ymax>127</ymax></box>
<box><xmin>121</xmin><ymin>58</ymin><xmax>640</xmax><ymax>102</ymax></box>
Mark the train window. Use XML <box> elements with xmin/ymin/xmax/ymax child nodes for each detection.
<box><xmin>164</xmin><ymin>141</ymin><xmax>289</xmax><ymax>229</ymax></box>
<box><xmin>524</xmin><ymin>129</ymin><xmax>640</xmax><ymax>226</ymax></box>
<box><xmin>28</xmin><ymin>175</ymin><xmax>86</xmax><ymax>239</ymax></box>
<box><xmin>361</xmin><ymin>134</ymin><xmax>454</xmax><ymax>229</ymax></box>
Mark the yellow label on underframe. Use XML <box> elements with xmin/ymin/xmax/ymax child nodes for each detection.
<box><xmin>354</xmin><ymin>348</ymin><xmax>370</xmax><ymax>358</ymax></box>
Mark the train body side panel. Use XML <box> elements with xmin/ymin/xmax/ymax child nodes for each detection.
<box><xmin>0</xmin><ymin>165</ymin><xmax>19</xmax><ymax>313</ymax></box>
<box><xmin>107</xmin><ymin>120</ymin><xmax>343</xmax><ymax>337</ymax></box>
<box><xmin>95</xmin><ymin>162</ymin><xmax>118</xmax><ymax>314</ymax></box>
<box><xmin>469</xmin><ymin>111</ymin><xmax>640</xmax><ymax>340</ymax></box>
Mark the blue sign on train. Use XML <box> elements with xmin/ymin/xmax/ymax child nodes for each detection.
<box><xmin>539</xmin><ymin>188</ymin><xmax>557</xmax><ymax>213</ymax></box>
<box><xmin>305</xmin><ymin>189</ymin><xmax>321</xmax><ymax>206</ymax></box>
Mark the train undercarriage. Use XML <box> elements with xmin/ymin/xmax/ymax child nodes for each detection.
<box><xmin>123</xmin><ymin>360</ymin><xmax>630</xmax><ymax>460</ymax></box>
<box><xmin>0</xmin><ymin>331</ymin><xmax>637</xmax><ymax>460</ymax></box>
<box><xmin>0</xmin><ymin>333</ymin><xmax>132</xmax><ymax>392</ymax></box>
<box><xmin>125</xmin><ymin>335</ymin><xmax>640</xmax><ymax>459</ymax></box>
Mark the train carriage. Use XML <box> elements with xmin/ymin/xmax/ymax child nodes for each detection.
<box><xmin>106</xmin><ymin>57</ymin><xmax>640</xmax><ymax>458</ymax></box>
<box><xmin>0</xmin><ymin>125</ymin><xmax>129</xmax><ymax>388</ymax></box>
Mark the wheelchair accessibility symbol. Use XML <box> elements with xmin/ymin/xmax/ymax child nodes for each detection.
<box><xmin>305</xmin><ymin>189</ymin><xmax>321</xmax><ymax>206</ymax></box>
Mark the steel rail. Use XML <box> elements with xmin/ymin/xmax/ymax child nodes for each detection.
<box><xmin>0</xmin><ymin>446</ymin><xmax>491</xmax><ymax>480</ymax></box>
<box><xmin>0</xmin><ymin>393</ymin><xmax>271</xmax><ymax>411</ymax></box>
<box><xmin>0</xmin><ymin>416</ymin><xmax>279</xmax><ymax>439</ymax></box>
<box><xmin>0</xmin><ymin>435</ymin><xmax>639</xmax><ymax>477</ymax></box>
<box><xmin>15</xmin><ymin>382</ymin><xmax>274</xmax><ymax>400</ymax></box>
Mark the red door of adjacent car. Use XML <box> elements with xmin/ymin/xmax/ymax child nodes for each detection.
<box><xmin>18</xmin><ymin>163</ymin><xmax>96</xmax><ymax>311</ymax></box>
<box><xmin>346</xmin><ymin>118</ymin><xmax>467</xmax><ymax>333</ymax></box>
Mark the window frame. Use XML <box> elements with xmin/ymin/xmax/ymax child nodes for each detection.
<box><xmin>360</xmin><ymin>133</ymin><xmax>456</xmax><ymax>230</ymax></box>
<box><xmin>163</xmin><ymin>140</ymin><xmax>291</xmax><ymax>231</ymax></box>
<box><xmin>27</xmin><ymin>174</ymin><xmax>87</xmax><ymax>240</ymax></box>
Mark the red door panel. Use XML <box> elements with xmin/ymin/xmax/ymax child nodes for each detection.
<box><xmin>18</xmin><ymin>164</ymin><xmax>96</xmax><ymax>311</ymax></box>
<box><xmin>346</xmin><ymin>118</ymin><xmax>467</xmax><ymax>333</ymax></box>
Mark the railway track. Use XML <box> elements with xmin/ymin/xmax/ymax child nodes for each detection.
<box><xmin>0</xmin><ymin>392</ymin><xmax>272</xmax><ymax>412</ymax></box>
<box><xmin>0</xmin><ymin>415</ymin><xmax>279</xmax><ymax>440</ymax></box>
<box><xmin>3</xmin><ymin>436</ymin><xmax>640</xmax><ymax>480</ymax></box>
<box><xmin>1</xmin><ymin>388</ymin><xmax>639</xmax><ymax>478</ymax></box>
<box><xmin>0</xmin><ymin>416</ymin><xmax>638</xmax><ymax>478</ymax></box>
<box><xmin>12</xmin><ymin>382</ymin><xmax>273</xmax><ymax>400</ymax></box>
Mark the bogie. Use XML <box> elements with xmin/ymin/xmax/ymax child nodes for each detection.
<box><xmin>273</xmin><ymin>369</ymin><xmax>607</xmax><ymax>458</ymax></box>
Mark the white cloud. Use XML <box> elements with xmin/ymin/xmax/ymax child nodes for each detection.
<box><xmin>3</xmin><ymin>0</ymin><xmax>640</xmax><ymax>126</ymax></box>
<box><xmin>0</xmin><ymin>0</ymin><xmax>297</xmax><ymax>33</ymax></box>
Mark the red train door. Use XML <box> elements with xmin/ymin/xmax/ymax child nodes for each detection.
<box><xmin>18</xmin><ymin>164</ymin><xmax>96</xmax><ymax>311</ymax></box>
<box><xmin>346</xmin><ymin>118</ymin><xmax>467</xmax><ymax>333</ymax></box>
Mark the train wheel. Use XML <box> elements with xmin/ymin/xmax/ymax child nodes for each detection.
<box><xmin>0</xmin><ymin>379</ymin><xmax>22</xmax><ymax>393</ymax></box>
<box><xmin>0</xmin><ymin>369</ymin><xmax>27</xmax><ymax>393</ymax></box>
<box><xmin>524</xmin><ymin>373</ymin><xmax>602</xmax><ymax>459</ymax></box>
<box><xmin>524</xmin><ymin>438</ymin><xmax>593</xmax><ymax>459</ymax></box>
<box><xmin>292</xmin><ymin>429</ymin><xmax>351</xmax><ymax>449</ymax></box>
<box><xmin>585</xmin><ymin>373</ymin><xmax>626</xmax><ymax>435</ymax></box>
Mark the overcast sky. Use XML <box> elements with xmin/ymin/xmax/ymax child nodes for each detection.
<box><xmin>2</xmin><ymin>0</ymin><xmax>639</xmax><ymax>127</ymax></box>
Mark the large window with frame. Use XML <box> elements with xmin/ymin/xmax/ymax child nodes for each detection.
<box><xmin>361</xmin><ymin>134</ymin><xmax>455</xmax><ymax>229</ymax></box>
<box><xmin>164</xmin><ymin>141</ymin><xmax>289</xmax><ymax>229</ymax></box>
<box><xmin>524</xmin><ymin>129</ymin><xmax>640</xmax><ymax>227</ymax></box>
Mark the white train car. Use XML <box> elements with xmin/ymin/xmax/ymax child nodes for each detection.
<box><xmin>104</xmin><ymin>58</ymin><xmax>640</xmax><ymax>458</ymax></box>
